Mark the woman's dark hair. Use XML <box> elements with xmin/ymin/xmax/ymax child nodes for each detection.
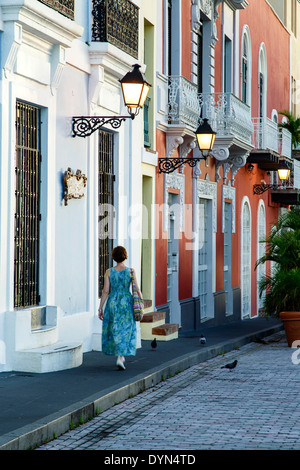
<box><xmin>112</xmin><ymin>246</ymin><xmax>128</xmax><ymax>263</ymax></box>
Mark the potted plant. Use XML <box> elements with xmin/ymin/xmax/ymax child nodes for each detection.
<box><xmin>255</xmin><ymin>207</ymin><xmax>300</xmax><ymax>346</ymax></box>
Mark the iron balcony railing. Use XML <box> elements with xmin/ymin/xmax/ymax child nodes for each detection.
<box><xmin>168</xmin><ymin>76</ymin><xmax>201</xmax><ymax>130</ymax></box>
<box><xmin>251</xmin><ymin>117</ymin><xmax>292</xmax><ymax>159</ymax></box>
<box><xmin>167</xmin><ymin>78</ymin><xmax>253</xmax><ymax>144</ymax></box>
<box><xmin>291</xmin><ymin>159</ymin><xmax>300</xmax><ymax>189</ymax></box>
<box><xmin>200</xmin><ymin>92</ymin><xmax>253</xmax><ymax>145</ymax></box>
<box><xmin>279</xmin><ymin>127</ymin><xmax>292</xmax><ymax>159</ymax></box>
<box><xmin>38</xmin><ymin>0</ymin><xmax>75</xmax><ymax>20</ymax></box>
<box><xmin>251</xmin><ymin>117</ymin><xmax>279</xmax><ymax>154</ymax></box>
<box><xmin>91</xmin><ymin>0</ymin><xmax>139</xmax><ymax>59</ymax></box>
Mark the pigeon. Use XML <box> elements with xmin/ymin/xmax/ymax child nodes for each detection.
<box><xmin>199</xmin><ymin>334</ymin><xmax>206</xmax><ymax>345</ymax></box>
<box><xmin>151</xmin><ymin>338</ymin><xmax>157</xmax><ymax>350</ymax></box>
<box><xmin>221</xmin><ymin>359</ymin><xmax>238</xmax><ymax>370</ymax></box>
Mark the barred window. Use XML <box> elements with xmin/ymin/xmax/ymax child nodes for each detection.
<box><xmin>14</xmin><ymin>101</ymin><xmax>41</xmax><ymax>308</ymax></box>
<box><xmin>98</xmin><ymin>130</ymin><xmax>115</xmax><ymax>297</ymax></box>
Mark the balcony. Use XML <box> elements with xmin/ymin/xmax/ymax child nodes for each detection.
<box><xmin>167</xmin><ymin>84</ymin><xmax>254</xmax><ymax>145</ymax></box>
<box><xmin>168</xmin><ymin>76</ymin><xmax>201</xmax><ymax>130</ymax></box>
<box><xmin>271</xmin><ymin>158</ymin><xmax>300</xmax><ymax>205</ymax></box>
<box><xmin>200</xmin><ymin>92</ymin><xmax>253</xmax><ymax>145</ymax></box>
<box><xmin>251</xmin><ymin>117</ymin><xmax>279</xmax><ymax>153</ymax></box>
<box><xmin>164</xmin><ymin>83</ymin><xmax>253</xmax><ymax>178</ymax></box>
<box><xmin>38</xmin><ymin>0</ymin><xmax>75</xmax><ymax>20</ymax></box>
<box><xmin>91</xmin><ymin>0</ymin><xmax>139</xmax><ymax>59</ymax></box>
<box><xmin>198</xmin><ymin>92</ymin><xmax>254</xmax><ymax>183</ymax></box>
<box><xmin>279</xmin><ymin>128</ymin><xmax>292</xmax><ymax>159</ymax></box>
<box><xmin>248</xmin><ymin>117</ymin><xmax>292</xmax><ymax>171</ymax></box>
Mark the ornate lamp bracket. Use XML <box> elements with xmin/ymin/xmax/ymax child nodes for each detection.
<box><xmin>253</xmin><ymin>184</ymin><xmax>282</xmax><ymax>195</ymax></box>
<box><xmin>158</xmin><ymin>156</ymin><xmax>204</xmax><ymax>174</ymax></box>
<box><xmin>72</xmin><ymin>115</ymin><xmax>134</xmax><ymax>138</ymax></box>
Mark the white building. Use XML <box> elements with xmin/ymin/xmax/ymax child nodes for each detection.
<box><xmin>0</xmin><ymin>0</ymin><xmax>156</xmax><ymax>373</ymax></box>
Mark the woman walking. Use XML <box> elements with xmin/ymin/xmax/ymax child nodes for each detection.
<box><xmin>98</xmin><ymin>246</ymin><xmax>142</xmax><ymax>370</ymax></box>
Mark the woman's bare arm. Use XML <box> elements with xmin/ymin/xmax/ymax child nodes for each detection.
<box><xmin>98</xmin><ymin>269</ymin><xmax>110</xmax><ymax>320</ymax></box>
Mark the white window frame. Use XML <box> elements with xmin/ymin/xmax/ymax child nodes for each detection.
<box><xmin>258</xmin><ymin>43</ymin><xmax>267</xmax><ymax>118</ymax></box>
<box><xmin>195</xmin><ymin>179</ymin><xmax>217</xmax><ymax>321</ymax></box>
<box><xmin>241</xmin><ymin>197</ymin><xmax>251</xmax><ymax>319</ymax></box>
<box><xmin>256</xmin><ymin>200</ymin><xmax>266</xmax><ymax>316</ymax></box>
<box><xmin>198</xmin><ymin>197</ymin><xmax>213</xmax><ymax>320</ymax></box>
<box><xmin>224</xmin><ymin>201</ymin><xmax>233</xmax><ymax>315</ymax></box>
<box><xmin>240</xmin><ymin>25</ymin><xmax>252</xmax><ymax>107</ymax></box>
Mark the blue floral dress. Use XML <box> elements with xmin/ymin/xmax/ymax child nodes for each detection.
<box><xmin>102</xmin><ymin>267</ymin><xmax>137</xmax><ymax>356</ymax></box>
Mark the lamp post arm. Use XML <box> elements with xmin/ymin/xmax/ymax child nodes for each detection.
<box><xmin>253</xmin><ymin>183</ymin><xmax>282</xmax><ymax>195</ymax></box>
<box><xmin>72</xmin><ymin>115</ymin><xmax>134</xmax><ymax>137</ymax></box>
<box><xmin>158</xmin><ymin>157</ymin><xmax>204</xmax><ymax>174</ymax></box>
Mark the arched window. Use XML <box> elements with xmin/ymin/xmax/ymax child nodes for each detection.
<box><xmin>257</xmin><ymin>202</ymin><xmax>266</xmax><ymax>315</ymax></box>
<box><xmin>258</xmin><ymin>43</ymin><xmax>267</xmax><ymax>118</ymax></box>
<box><xmin>241</xmin><ymin>26</ymin><xmax>251</xmax><ymax>106</ymax></box>
<box><xmin>241</xmin><ymin>198</ymin><xmax>251</xmax><ymax>319</ymax></box>
<box><xmin>271</xmin><ymin>109</ymin><xmax>278</xmax><ymax>124</ymax></box>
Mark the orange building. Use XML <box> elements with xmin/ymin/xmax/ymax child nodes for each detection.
<box><xmin>154</xmin><ymin>0</ymin><xmax>294</xmax><ymax>333</ymax></box>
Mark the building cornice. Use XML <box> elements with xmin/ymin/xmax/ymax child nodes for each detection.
<box><xmin>0</xmin><ymin>0</ymin><xmax>83</xmax><ymax>47</ymax></box>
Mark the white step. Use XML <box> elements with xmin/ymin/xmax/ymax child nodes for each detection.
<box><xmin>13</xmin><ymin>341</ymin><xmax>83</xmax><ymax>373</ymax></box>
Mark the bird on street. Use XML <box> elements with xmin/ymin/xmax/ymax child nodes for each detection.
<box><xmin>199</xmin><ymin>334</ymin><xmax>206</xmax><ymax>345</ymax></box>
<box><xmin>221</xmin><ymin>359</ymin><xmax>238</xmax><ymax>370</ymax></box>
<box><xmin>151</xmin><ymin>338</ymin><xmax>157</xmax><ymax>350</ymax></box>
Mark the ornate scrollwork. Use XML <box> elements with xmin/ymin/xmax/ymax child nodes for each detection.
<box><xmin>168</xmin><ymin>76</ymin><xmax>201</xmax><ymax>129</ymax></box>
<box><xmin>158</xmin><ymin>157</ymin><xmax>203</xmax><ymax>174</ymax></box>
<box><xmin>72</xmin><ymin>116</ymin><xmax>132</xmax><ymax>137</ymax></box>
<box><xmin>253</xmin><ymin>184</ymin><xmax>282</xmax><ymax>195</ymax></box>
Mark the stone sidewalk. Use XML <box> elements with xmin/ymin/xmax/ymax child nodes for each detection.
<box><xmin>0</xmin><ymin>317</ymin><xmax>282</xmax><ymax>450</ymax></box>
<box><xmin>36</xmin><ymin>331</ymin><xmax>300</xmax><ymax>451</ymax></box>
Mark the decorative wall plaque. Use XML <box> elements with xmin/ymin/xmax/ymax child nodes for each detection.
<box><xmin>63</xmin><ymin>168</ymin><xmax>87</xmax><ymax>206</ymax></box>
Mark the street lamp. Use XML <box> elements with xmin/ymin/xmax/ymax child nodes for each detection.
<box><xmin>277</xmin><ymin>160</ymin><xmax>291</xmax><ymax>181</ymax></box>
<box><xmin>195</xmin><ymin>118</ymin><xmax>216</xmax><ymax>157</ymax></box>
<box><xmin>120</xmin><ymin>64</ymin><xmax>151</xmax><ymax>118</ymax></box>
<box><xmin>253</xmin><ymin>160</ymin><xmax>292</xmax><ymax>195</ymax></box>
<box><xmin>158</xmin><ymin>118</ymin><xmax>216</xmax><ymax>173</ymax></box>
<box><xmin>72</xmin><ymin>64</ymin><xmax>151</xmax><ymax>137</ymax></box>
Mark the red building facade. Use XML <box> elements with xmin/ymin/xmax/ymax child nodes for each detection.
<box><xmin>154</xmin><ymin>0</ymin><xmax>292</xmax><ymax>332</ymax></box>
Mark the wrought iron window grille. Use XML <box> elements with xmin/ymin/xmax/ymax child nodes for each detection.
<box><xmin>14</xmin><ymin>101</ymin><xmax>41</xmax><ymax>308</ymax></box>
<box><xmin>98</xmin><ymin>130</ymin><xmax>114</xmax><ymax>297</ymax></box>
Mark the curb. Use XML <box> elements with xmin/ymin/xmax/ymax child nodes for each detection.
<box><xmin>0</xmin><ymin>323</ymin><xmax>283</xmax><ymax>450</ymax></box>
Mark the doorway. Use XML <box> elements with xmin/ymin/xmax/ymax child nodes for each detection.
<box><xmin>141</xmin><ymin>175</ymin><xmax>153</xmax><ymax>300</ymax></box>
<box><xmin>167</xmin><ymin>192</ymin><xmax>181</xmax><ymax>326</ymax></box>
<box><xmin>241</xmin><ymin>200</ymin><xmax>251</xmax><ymax>318</ymax></box>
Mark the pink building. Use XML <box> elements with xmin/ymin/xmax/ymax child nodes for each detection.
<box><xmin>154</xmin><ymin>0</ymin><xmax>293</xmax><ymax>335</ymax></box>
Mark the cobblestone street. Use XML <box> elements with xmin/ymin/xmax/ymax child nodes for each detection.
<box><xmin>36</xmin><ymin>332</ymin><xmax>300</xmax><ymax>451</ymax></box>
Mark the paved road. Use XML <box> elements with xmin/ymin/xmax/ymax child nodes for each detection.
<box><xmin>36</xmin><ymin>331</ymin><xmax>300</xmax><ymax>451</ymax></box>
